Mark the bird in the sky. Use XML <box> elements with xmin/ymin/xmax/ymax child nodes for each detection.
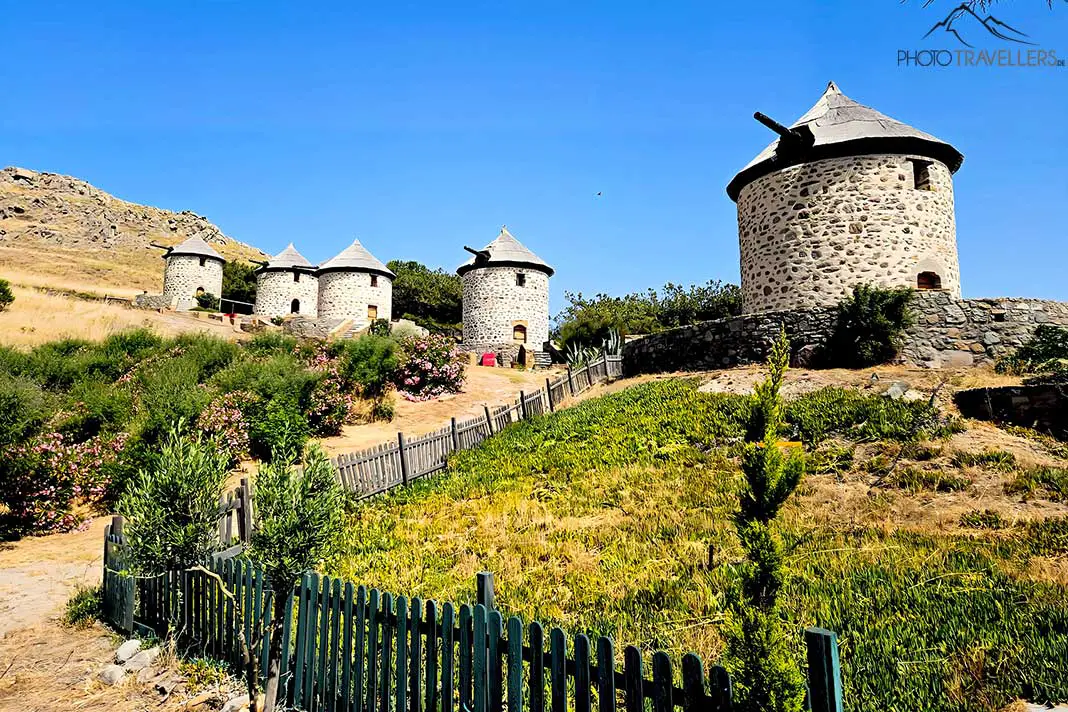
<box><xmin>595</xmin><ymin>191</ymin><xmax>602</xmax><ymax>197</ymax></box>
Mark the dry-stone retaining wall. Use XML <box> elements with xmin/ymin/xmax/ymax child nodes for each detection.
<box><xmin>254</xmin><ymin>270</ymin><xmax>319</xmax><ymax>317</ymax></box>
<box><xmin>623</xmin><ymin>290</ymin><xmax>1068</xmax><ymax>374</ymax></box>
<box><xmin>162</xmin><ymin>255</ymin><xmax>223</xmax><ymax>310</ymax></box>
<box><xmin>462</xmin><ymin>267</ymin><xmax>550</xmax><ymax>351</ymax></box>
<box><xmin>902</xmin><ymin>290</ymin><xmax>1068</xmax><ymax>368</ymax></box>
<box><xmin>737</xmin><ymin>154</ymin><xmax>960</xmax><ymax>314</ymax></box>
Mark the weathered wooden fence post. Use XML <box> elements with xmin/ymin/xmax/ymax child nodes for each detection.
<box><xmin>484</xmin><ymin>405</ymin><xmax>494</xmax><ymax>435</ymax></box>
<box><xmin>451</xmin><ymin>417</ymin><xmax>460</xmax><ymax>451</ymax></box>
<box><xmin>545</xmin><ymin>378</ymin><xmax>555</xmax><ymax>412</ymax></box>
<box><xmin>567</xmin><ymin>366</ymin><xmax>575</xmax><ymax>396</ymax></box>
<box><xmin>398</xmin><ymin>432</ymin><xmax>410</xmax><ymax>486</ymax></box>
<box><xmin>805</xmin><ymin>627</ymin><xmax>844</xmax><ymax>712</ymax></box>
<box><xmin>476</xmin><ymin>572</ymin><xmax>495</xmax><ymax>612</ymax></box>
<box><xmin>519</xmin><ymin>391</ymin><xmax>527</xmax><ymax>420</ymax></box>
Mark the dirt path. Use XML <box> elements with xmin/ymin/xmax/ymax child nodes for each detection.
<box><xmin>0</xmin><ymin>520</ymin><xmax>185</xmax><ymax>711</ymax></box>
<box><xmin>318</xmin><ymin>365</ymin><xmax>567</xmax><ymax>455</ymax></box>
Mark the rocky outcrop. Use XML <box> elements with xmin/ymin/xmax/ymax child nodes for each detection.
<box><xmin>0</xmin><ymin>165</ymin><xmax>265</xmax><ymax>264</ymax></box>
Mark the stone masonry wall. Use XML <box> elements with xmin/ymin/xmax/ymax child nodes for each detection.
<box><xmin>162</xmin><ymin>255</ymin><xmax>223</xmax><ymax>310</ymax></box>
<box><xmin>623</xmin><ymin>291</ymin><xmax>1068</xmax><ymax>374</ymax></box>
<box><xmin>902</xmin><ymin>290</ymin><xmax>1068</xmax><ymax>368</ymax></box>
<box><xmin>462</xmin><ymin>267</ymin><xmax>550</xmax><ymax>351</ymax></box>
<box><xmin>737</xmin><ymin>154</ymin><xmax>960</xmax><ymax>314</ymax></box>
<box><xmin>254</xmin><ymin>270</ymin><xmax>319</xmax><ymax>317</ymax></box>
<box><xmin>316</xmin><ymin>271</ymin><xmax>392</xmax><ymax>322</ymax></box>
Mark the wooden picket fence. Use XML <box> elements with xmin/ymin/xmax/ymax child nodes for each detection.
<box><xmin>101</xmin><ymin>533</ymin><xmax>844</xmax><ymax>712</ymax></box>
<box><xmin>332</xmin><ymin>355</ymin><xmax>624</xmax><ymax>500</ymax></box>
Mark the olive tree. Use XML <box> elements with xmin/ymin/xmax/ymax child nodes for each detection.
<box><xmin>251</xmin><ymin>446</ymin><xmax>344</xmax><ymax>712</ymax></box>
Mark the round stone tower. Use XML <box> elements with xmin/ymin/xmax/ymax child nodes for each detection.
<box><xmin>161</xmin><ymin>236</ymin><xmax>225</xmax><ymax>310</ymax></box>
<box><xmin>314</xmin><ymin>239</ymin><xmax>394</xmax><ymax>323</ymax></box>
<box><xmin>253</xmin><ymin>243</ymin><xmax>318</xmax><ymax>318</ymax></box>
<box><xmin>458</xmin><ymin>227</ymin><xmax>554</xmax><ymax>353</ymax></box>
<box><xmin>727</xmin><ymin>81</ymin><xmax>964</xmax><ymax>315</ymax></box>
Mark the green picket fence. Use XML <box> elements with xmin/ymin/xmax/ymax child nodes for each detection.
<box><xmin>102</xmin><ymin>530</ymin><xmax>844</xmax><ymax>712</ymax></box>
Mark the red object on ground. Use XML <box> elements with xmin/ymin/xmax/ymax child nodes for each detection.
<box><xmin>480</xmin><ymin>352</ymin><xmax>497</xmax><ymax>367</ymax></box>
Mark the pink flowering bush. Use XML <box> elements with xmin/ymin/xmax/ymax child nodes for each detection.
<box><xmin>196</xmin><ymin>391</ymin><xmax>255</xmax><ymax>464</ymax></box>
<box><xmin>303</xmin><ymin>345</ymin><xmax>359</xmax><ymax>435</ymax></box>
<box><xmin>394</xmin><ymin>334</ymin><xmax>465</xmax><ymax>401</ymax></box>
<box><xmin>0</xmin><ymin>431</ymin><xmax>128</xmax><ymax>537</ymax></box>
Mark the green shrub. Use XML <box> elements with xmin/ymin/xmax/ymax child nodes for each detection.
<box><xmin>245</xmin><ymin>332</ymin><xmax>298</xmax><ymax>358</ymax></box>
<box><xmin>212</xmin><ymin>353</ymin><xmax>318</xmax><ymax>410</ymax></box>
<box><xmin>180</xmin><ymin>657</ymin><xmax>231</xmax><ymax>694</ymax></box>
<box><xmin>0</xmin><ymin>278</ymin><xmax>13</xmax><ymax>311</ymax></box>
<box><xmin>195</xmin><ymin>291</ymin><xmax>220</xmax><ymax>311</ymax></box>
<box><xmin>172</xmin><ymin>333</ymin><xmax>241</xmax><ymax>380</ymax></box>
<box><xmin>807</xmin><ymin>443</ymin><xmax>854</xmax><ymax>476</ymax></box>
<box><xmin>822</xmin><ymin>284</ymin><xmax>913</xmax><ymax>368</ymax></box>
<box><xmin>0</xmin><ymin>373</ymin><xmax>51</xmax><ymax>447</ymax></box>
<box><xmin>222</xmin><ymin>260</ymin><xmax>258</xmax><ymax>305</ymax></box>
<box><xmin>249</xmin><ymin>398</ymin><xmax>310</xmax><ymax>463</ymax></box>
<box><xmin>57</xmin><ymin>379</ymin><xmax>133</xmax><ymax>442</ymax></box>
<box><xmin>0</xmin><ymin>345</ymin><xmax>31</xmax><ymax>376</ymax></box>
<box><xmin>367</xmin><ymin>318</ymin><xmax>392</xmax><ymax>337</ymax></box>
<box><xmin>959</xmin><ymin>509</ymin><xmax>1006</xmax><ymax>530</ymax></box>
<box><xmin>372</xmin><ymin>396</ymin><xmax>395</xmax><ymax>422</ymax></box>
<box><xmin>119</xmin><ymin>425</ymin><xmax>229</xmax><ymax>573</ymax></box>
<box><xmin>1006</xmin><ymin>466</ymin><xmax>1068</xmax><ymax>502</ymax></box>
<box><xmin>63</xmin><ymin>584</ymin><xmax>102</xmax><ymax>627</ymax></box>
<box><xmin>951</xmin><ymin>449</ymin><xmax>1018</xmax><ymax>471</ymax></box>
<box><xmin>394</xmin><ymin>334</ymin><xmax>465</xmax><ymax>400</ymax></box>
<box><xmin>333</xmin><ymin>335</ymin><xmax>398</xmax><ymax>411</ymax></box>
<box><xmin>785</xmin><ymin>387</ymin><xmax>960</xmax><ymax>445</ymax></box>
<box><xmin>135</xmin><ymin>357</ymin><xmax>214</xmax><ymax>445</ymax></box>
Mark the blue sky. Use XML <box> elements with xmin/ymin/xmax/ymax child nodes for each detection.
<box><xmin>3</xmin><ymin>0</ymin><xmax>1066</xmax><ymax>314</ymax></box>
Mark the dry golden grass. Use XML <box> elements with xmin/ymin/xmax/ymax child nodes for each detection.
<box><xmin>0</xmin><ymin>285</ymin><xmax>243</xmax><ymax>348</ymax></box>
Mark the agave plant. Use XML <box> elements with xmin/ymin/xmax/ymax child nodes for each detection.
<box><xmin>565</xmin><ymin>341</ymin><xmax>599</xmax><ymax>367</ymax></box>
<box><xmin>602</xmin><ymin>328</ymin><xmax>623</xmax><ymax>357</ymax></box>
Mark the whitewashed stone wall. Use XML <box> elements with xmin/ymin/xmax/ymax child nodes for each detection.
<box><xmin>737</xmin><ymin>154</ymin><xmax>960</xmax><ymax>314</ymax></box>
<box><xmin>316</xmin><ymin>271</ymin><xmax>392</xmax><ymax>322</ymax></box>
<box><xmin>462</xmin><ymin>267</ymin><xmax>550</xmax><ymax>351</ymax></box>
<box><xmin>254</xmin><ymin>270</ymin><xmax>319</xmax><ymax>317</ymax></box>
<box><xmin>162</xmin><ymin>255</ymin><xmax>223</xmax><ymax>310</ymax></box>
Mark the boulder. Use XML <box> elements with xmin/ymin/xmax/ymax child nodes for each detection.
<box><xmin>125</xmin><ymin>646</ymin><xmax>161</xmax><ymax>672</ymax></box>
<box><xmin>883</xmin><ymin>381</ymin><xmax>910</xmax><ymax>400</ymax></box>
<box><xmin>115</xmin><ymin>639</ymin><xmax>141</xmax><ymax>663</ymax></box>
<box><xmin>221</xmin><ymin>693</ymin><xmax>251</xmax><ymax>712</ymax></box>
<box><xmin>99</xmin><ymin>664</ymin><xmax>126</xmax><ymax>685</ymax></box>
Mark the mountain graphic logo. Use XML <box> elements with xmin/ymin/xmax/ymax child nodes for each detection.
<box><xmin>923</xmin><ymin>3</ymin><xmax>1037</xmax><ymax>48</ymax></box>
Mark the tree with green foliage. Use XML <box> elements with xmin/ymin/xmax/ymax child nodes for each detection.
<box><xmin>727</xmin><ymin>330</ymin><xmax>806</xmax><ymax>711</ymax></box>
<box><xmin>332</xmin><ymin>334</ymin><xmax>399</xmax><ymax>420</ymax></box>
<box><xmin>387</xmin><ymin>259</ymin><xmax>463</xmax><ymax>332</ymax></box>
<box><xmin>823</xmin><ymin>284</ymin><xmax>913</xmax><ymax>368</ymax></box>
<box><xmin>195</xmin><ymin>291</ymin><xmax>221</xmax><ymax>311</ymax></box>
<box><xmin>252</xmin><ymin>447</ymin><xmax>344</xmax><ymax>712</ymax></box>
<box><xmin>0</xmin><ymin>278</ymin><xmax>14</xmax><ymax>312</ymax></box>
<box><xmin>554</xmin><ymin>280</ymin><xmax>742</xmax><ymax>350</ymax></box>
<box><xmin>118</xmin><ymin>425</ymin><xmax>229</xmax><ymax>574</ymax></box>
<box><xmin>995</xmin><ymin>324</ymin><xmax>1068</xmax><ymax>382</ymax></box>
<box><xmin>222</xmin><ymin>261</ymin><xmax>259</xmax><ymax>305</ymax></box>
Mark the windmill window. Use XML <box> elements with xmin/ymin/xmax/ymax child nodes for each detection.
<box><xmin>199</xmin><ymin>257</ymin><xmax>207</xmax><ymax>267</ymax></box>
<box><xmin>513</xmin><ymin>324</ymin><xmax>527</xmax><ymax>343</ymax></box>
<box><xmin>917</xmin><ymin>271</ymin><xmax>942</xmax><ymax>290</ymax></box>
<box><xmin>291</xmin><ymin>299</ymin><xmax>300</xmax><ymax>314</ymax></box>
<box><xmin>516</xmin><ymin>273</ymin><xmax>526</xmax><ymax>287</ymax></box>
<box><xmin>908</xmin><ymin>159</ymin><xmax>933</xmax><ymax>191</ymax></box>
<box><xmin>371</xmin><ymin>275</ymin><xmax>378</xmax><ymax>287</ymax></box>
<box><xmin>367</xmin><ymin>305</ymin><xmax>378</xmax><ymax>320</ymax></box>
<box><xmin>293</xmin><ymin>272</ymin><xmax>300</xmax><ymax>283</ymax></box>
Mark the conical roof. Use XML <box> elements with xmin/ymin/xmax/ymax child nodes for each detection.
<box><xmin>165</xmin><ymin>235</ymin><xmax>224</xmax><ymax>262</ymax></box>
<box><xmin>315</xmin><ymin>239</ymin><xmax>394</xmax><ymax>277</ymax></box>
<box><xmin>727</xmin><ymin>81</ymin><xmax>964</xmax><ymax>200</ymax></box>
<box><xmin>457</xmin><ymin>227</ymin><xmax>554</xmax><ymax>276</ymax></box>
<box><xmin>257</xmin><ymin>243</ymin><xmax>315</xmax><ymax>273</ymax></box>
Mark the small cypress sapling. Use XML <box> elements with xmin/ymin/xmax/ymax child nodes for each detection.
<box><xmin>727</xmin><ymin>329</ymin><xmax>806</xmax><ymax>712</ymax></box>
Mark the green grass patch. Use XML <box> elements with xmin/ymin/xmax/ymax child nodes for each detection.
<box><xmin>1006</xmin><ymin>466</ymin><xmax>1068</xmax><ymax>502</ymax></box>
<box><xmin>951</xmin><ymin>449</ymin><xmax>1018</xmax><ymax>472</ymax></box>
<box><xmin>959</xmin><ymin>509</ymin><xmax>1007</xmax><ymax>530</ymax></box>
<box><xmin>63</xmin><ymin>584</ymin><xmax>102</xmax><ymax>628</ymax></box>
<box><xmin>333</xmin><ymin>379</ymin><xmax>1068</xmax><ymax>711</ymax></box>
<box><xmin>888</xmin><ymin>466</ymin><xmax>971</xmax><ymax>493</ymax></box>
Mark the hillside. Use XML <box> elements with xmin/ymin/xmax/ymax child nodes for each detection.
<box><xmin>0</xmin><ymin>166</ymin><xmax>265</xmax><ymax>294</ymax></box>
<box><xmin>333</xmin><ymin>375</ymin><xmax>1068</xmax><ymax>711</ymax></box>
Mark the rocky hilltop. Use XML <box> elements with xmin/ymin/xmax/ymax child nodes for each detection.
<box><xmin>0</xmin><ymin>166</ymin><xmax>265</xmax><ymax>292</ymax></box>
